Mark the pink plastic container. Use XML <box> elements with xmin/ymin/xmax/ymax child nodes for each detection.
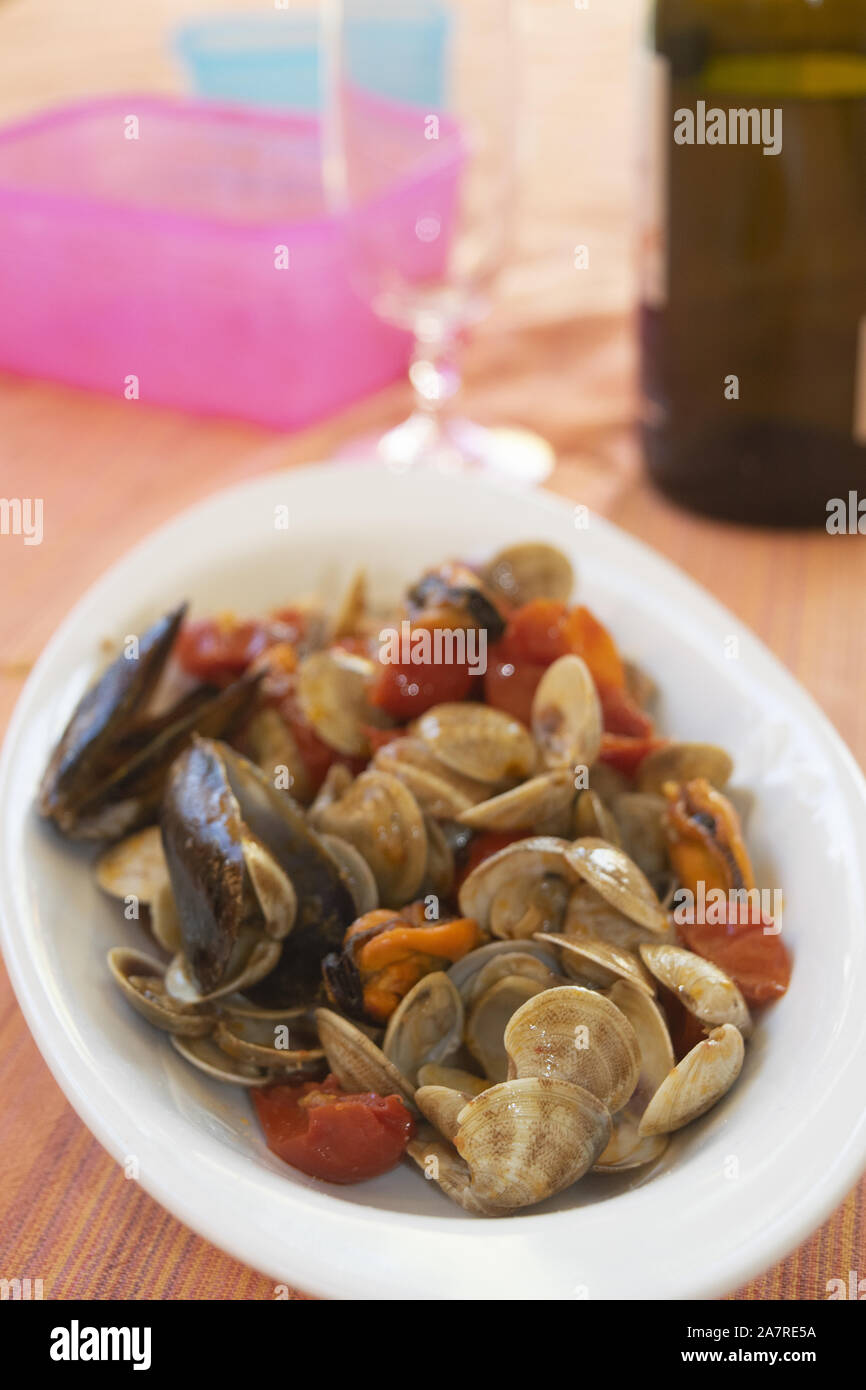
<box><xmin>0</xmin><ymin>96</ymin><xmax>460</xmax><ymax>429</ymax></box>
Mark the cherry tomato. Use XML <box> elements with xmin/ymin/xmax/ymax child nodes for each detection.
<box><xmin>253</xmin><ymin>1074</ymin><xmax>415</xmax><ymax>1184</ymax></box>
<box><xmin>369</xmin><ymin>619</ymin><xmax>475</xmax><ymax>720</ymax></box>
<box><xmin>562</xmin><ymin>606</ymin><xmax>625</xmax><ymax>689</ymax></box>
<box><xmin>483</xmin><ymin>648</ymin><xmax>546</xmax><ymax>724</ymax></box>
<box><xmin>175</xmin><ymin>618</ymin><xmax>270</xmax><ymax>685</ymax></box>
<box><xmin>504</xmin><ymin>600</ymin><xmax>571</xmax><ymax>665</ymax></box>
<box><xmin>598</xmin><ymin>683</ymin><xmax>655</xmax><ymax>739</ymax></box>
<box><xmin>679</xmin><ymin>909</ymin><xmax>791</xmax><ymax>1004</ymax></box>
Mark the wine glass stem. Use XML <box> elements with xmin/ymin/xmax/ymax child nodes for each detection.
<box><xmin>408</xmin><ymin>332</ymin><xmax>461</xmax><ymax>427</ymax></box>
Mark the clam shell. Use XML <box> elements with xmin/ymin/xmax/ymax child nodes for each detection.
<box><xmin>448</xmin><ymin>1077</ymin><xmax>611</xmax><ymax>1210</ymax></box>
<box><xmin>639</xmin><ymin>943</ymin><xmax>752</xmax><ymax>1037</ymax></box>
<box><xmin>504</xmin><ymin>984</ymin><xmax>641</xmax><ymax>1114</ymax></box>
<box><xmin>566</xmin><ymin>838</ymin><xmax>669</xmax><ymax>934</ymax></box>
<box><xmin>314</xmin><ymin>769</ymin><xmax>428</xmax><ymax>906</ymax></box>
<box><xmin>96</xmin><ymin>826</ymin><xmax>167</xmax><ymax>903</ymax></box>
<box><xmin>382</xmin><ymin>972</ymin><xmax>464</xmax><ymax>1087</ymax></box>
<box><xmin>458</xmin><ymin>835</ymin><xmax>577</xmax><ymax>938</ymax></box>
<box><xmin>170</xmin><ymin>1033</ymin><xmax>271</xmax><ymax>1086</ymax></box>
<box><xmin>107</xmin><ymin>946</ymin><xmax>214</xmax><ymax>1038</ymax></box>
<box><xmin>533</xmin><ymin>932</ymin><xmax>653</xmax><ymax>995</ymax></box>
<box><xmin>315</xmin><ymin>1007</ymin><xmax>416</xmax><ymax>1108</ymax></box>
<box><xmin>532</xmin><ymin>654</ymin><xmax>602</xmax><ymax>771</ymax></box>
<box><xmin>465</xmin><ymin>975</ymin><xmax>548</xmax><ymax>1083</ymax></box>
<box><xmin>458</xmin><ymin>769</ymin><xmax>575</xmax><ymax>835</ymax></box>
<box><xmin>482</xmin><ymin>541</ymin><xmax>574</xmax><ymax>607</ymax></box>
<box><xmin>414</xmin><ymin>703</ymin><xmax>536</xmax><ymax>786</ymax></box>
<box><xmin>636</xmin><ymin>742</ymin><xmax>734</xmax><ymax>796</ymax></box>
<box><xmin>638</xmin><ymin>1024</ymin><xmax>745</xmax><ymax>1136</ymax></box>
<box><xmin>594</xmin><ymin>979</ymin><xmax>673</xmax><ymax>1171</ymax></box>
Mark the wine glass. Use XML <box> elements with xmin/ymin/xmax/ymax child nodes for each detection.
<box><xmin>324</xmin><ymin>0</ymin><xmax>553</xmax><ymax>482</ymax></box>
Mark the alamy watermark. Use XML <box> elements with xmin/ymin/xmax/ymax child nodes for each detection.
<box><xmin>0</xmin><ymin>496</ymin><xmax>43</xmax><ymax>545</ymax></box>
<box><xmin>378</xmin><ymin>621</ymin><xmax>487</xmax><ymax>677</ymax></box>
<box><xmin>674</xmin><ymin>102</ymin><xmax>782</xmax><ymax>157</ymax></box>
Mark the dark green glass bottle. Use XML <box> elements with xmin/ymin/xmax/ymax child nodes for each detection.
<box><xmin>640</xmin><ymin>0</ymin><xmax>866</xmax><ymax>526</ymax></box>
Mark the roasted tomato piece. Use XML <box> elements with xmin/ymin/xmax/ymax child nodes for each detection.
<box><xmin>176</xmin><ymin>617</ymin><xmax>271</xmax><ymax>685</ymax></box>
<box><xmin>679</xmin><ymin>909</ymin><xmax>792</xmax><ymax>1005</ymax></box>
<box><xmin>253</xmin><ymin>1074</ymin><xmax>415</xmax><ymax>1184</ymax></box>
<box><xmin>598</xmin><ymin>682</ymin><xmax>655</xmax><ymax>738</ymax></box>
<box><xmin>598</xmin><ymin>732</ymin><xmax>666</xmax><ymax>779</ymax></box>
<box><xmin>483</xmin><ymin>647</ymin><xmax>546</xmax><ymax>724</ymax></box>
<box><xmin>370</xmin><ymin>659</ymin><xmax>474</xmax><ymax>720</ymax></box>
<box><xmin>562</xmin><ymin>605</ymin><xmax>626</xmax><ymax>689</ymax></box>
<box><xmin>503</xmin><ymin>599</ymin><xmax>570</xmax><ymax>665</ymax></box>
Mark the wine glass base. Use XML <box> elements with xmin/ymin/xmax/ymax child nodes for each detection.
<box><xmin>336</xmin><ymin>414</ymin><xmax>555</xmax><ymax>487</ymax></box>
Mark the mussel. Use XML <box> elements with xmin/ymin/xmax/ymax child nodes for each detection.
<box><xmin>160</xmin><ymin>737</ymin><xmax>357</xmax><ymax>1008</ymax></box>
<box><xmin>39</xmin><ymin>605</ymin><xmax>259</xmax><ymax>839</ymax></box>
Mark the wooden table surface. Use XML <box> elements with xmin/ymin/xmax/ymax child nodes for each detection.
<box><xmin>1</xmin><ymin>0</ymin><xmax>864</xmax><ymax>1302</ymax></box>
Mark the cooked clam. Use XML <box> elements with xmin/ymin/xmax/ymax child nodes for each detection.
<box><xmin>639</xmin><ymin>942</ymin><xmax>752</xmax><ymax>1037</ymax></box>
<box><xmin>313</xmin><ymin>769</ymin><xmax>428</xmax><ymax>906</ymax></box>
<box><xmin>594</xmin><ymin>979</ymin><xmax>673</xmax><ymax>1171</ymax></box>
<box><xmin>504</xmin><ymin>985</ymin><xmax>640</xmax><ymax>1114</ymax></box>
<box><xmin>416</xmin><ymin>1076</ymin><xmax>611</xmax><ymax>1211</ymax></box>
<box><xmin>458</xmin><ymin>769</ymin><xmax>575</xmax><ymax>835</ymax></box>
<box><xmin>170</xmin><ymin>1033</ymin><xmax>271</xmax><ymax>1086</ymax></box>
<box><xmin>107</xmin><ymin>947</ymin><xmax>214</xmax><ymax>1037</ymax></box>
<box><xmin>532</xmin><ymin>654</ymin><xmax>603</xmax><ymax>771</ymax></box>
<box><xmin>414</xmin><ymin>704</ymin><xmax>536</xmax><ymax>786</ymax></box>
<box><xmin>465</xmin><ymin>974</ymin><xmax>548</xmax><ymax>1083</ymax></box>
<box><xmin>638</xmin><ymin>1024</ymin><xmax>745</xmax><ymax>1136</ymax></box>
<box><xmin>447</xmin><ymin>938</ymin><xmax>561</xmax><ymax>1002</ymax></box>
<box><xmin>315</xmin><ymin>1007</ymin><xmax>416</xmax><ymax>1109</ymax></box>
<box><xmin>382</xmin><ymin>972</ymin><xmax>463</xmax><ymax>1086</ymax></box>
<box><xmin>482</xmin><ymin>541</ymin><xmax>574</xmax><ymax>607</ymax></box>
<box><xmin>458</xmin><ymin>836</ymin><xmax>577</xmax><ymax>938</ymax></box>
<box><xmin>296</xmin><ymin>648</ymin><xmax>384</xmax><ymax>758</ymax></box>
<box><xmin>573</xmin><ymin>789</ymin><xmax>621</xmax><ymax>845</ymax></box>
<box><xmin>372</xmin><ymin>736</ymin><xmax>490</xmax><ymax>820</ymax></box>
<box><xmin>566</xmin><ymin>838</ymin><xmax>670</xmax><ymax>934</ymax></box>
<box><xmin>533</xmin><ymin>932</ymin><xmax>653</xmax><ymax>995</ymax></box>
<box><xmin>214</xmin><ymin>1013</ymin><xmax>324</xmax><ymax>1074</ymax></box>
<box><xmin>637</xmin><ymin>742</ymin><xmax>734</xmax><ymax>797</ymax></box>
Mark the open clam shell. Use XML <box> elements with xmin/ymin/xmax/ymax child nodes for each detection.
<box><xmin>482</xmin><ymin>541</ymin><xmax>574</xmax><ymax>608</ymax></box>
<box><xmin>430</xmin><ymin>1076</ymin><xmax>612</xmax><ymax>1211</ymax></box>
<box><xmin>639</xmin><ymin>943</ymin><xmax>752</xmax><ymax>1037</ymax></box>
<box><xmin>532</xmin><ymin>654</ymin><xmax>603</xmax><ymax>771</ymax></box>
<box><xmin>214</xmin><ymin>1014</ymin><xmax>324</xmax><ymax>1074</ymax></box>
<box><xmin>458</xmin><ymin>836</ymin><xmax>577</xmax><ymax>938</ymax></box>
<box><xmin>170</xmin><ymin>1034</ymin><xmax>272</xmax><ymax>1086</ymax></box>
<box><xmin>319</xmin><ymin>833</ymin><xmax>379</xmax><ymax>916</ymax></box>
<box><xmin>533</xmin><ymin>932</ymin><xmax>654</xmax><ymax>995</ymax></box>
<box><xmin>566</xmin><ymin>838</ymin><xmax>670</xmax><ymax>934</ymax></box>
<box><xmin>594</xmin><ymin>979</ymin><xmax>673</xmax><ymax>1172</ymax></box>
<box><xmin>315</xmin><ymin>1008</ymin><xmax>416</xmax><ymax>1109</ymax></box>
<box><xmin>414</xmin><ymin>703</ymin><xmax>536</xmax><ymax>786</ymax></box>
<box><xmin>313</xmin><ymin>769</ymin><xmax>428</xmax><ymax>906</ymax></box>
<box><xmin>382</xmin><ymin>972</ymin><xmax>464</xmax><ymax>1087</ymax></box>
<box><xmin>504</xmin><ymin>985</ymin><xmax>641</xmax><ymax>1114</ymax></box>
<box><xmin>107</xmin><ymin>947</ymin><xmax>214</xmax><ymax>1037</ymax></box>
<box><xmin>96</xmin><ymin>826</ymin><xmax>168</xmax><ymax>903</ymax></box>
<box><xmin>447</xmin><ymin>938</ymin><xmax>561</xmax><ymax>1001</ymax></box>
<box><xmin>465</xmin><ymin>974</ymin><xmax>548</xmax><ymax>1083</ymax></box>
<box><xmin>457</xmin><ymin>769</ymin><xmax>575</xmax><ymax>836</ymax></box>
<box><xmin>638</xmin><ymin>1024</ymin><xmax>745</xmax><ymax>1136</ymax></box>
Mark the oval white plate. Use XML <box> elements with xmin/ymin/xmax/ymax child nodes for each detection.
<box><xmin>2</xmin><ymin>464</ymin><xmax>866</xmax><ymax>1301</ymax></box>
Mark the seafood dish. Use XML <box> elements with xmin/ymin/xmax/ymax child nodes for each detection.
<box><xmin>38</xmin><ymin>541</ymin><xmax>791</xmax><ymax>1215</ymax></box>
